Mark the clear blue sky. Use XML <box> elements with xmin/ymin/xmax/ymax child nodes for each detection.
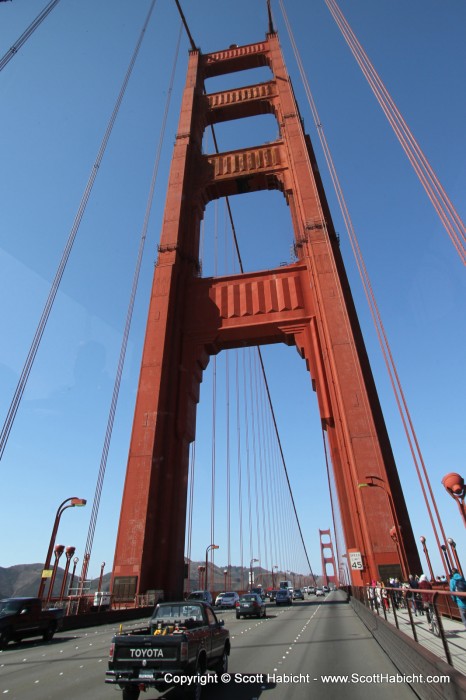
<box><xmin>0</xmin><ymin>0</ymin><xmax>464</xmax><ymax>583</ymax></box>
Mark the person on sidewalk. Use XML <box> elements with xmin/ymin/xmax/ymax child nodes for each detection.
<box><xmin>407</xmin><ymin>574</ymin><xmax>418</xmax><ymax>616</ymax></box>
<box><xmin>449</xmin><ymin>569</ymin><xmax>466</xmax><ymax>630</ymax></box>
<box><xmin>418</xmin><ymin>574</ymin><xmax>434</xmax><ymax>627</ymax></box>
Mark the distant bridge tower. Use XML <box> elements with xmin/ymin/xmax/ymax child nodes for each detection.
<box><xmin>111</xmin><ymin>29</ymin><xmax>420</xmax><ymax>601</ymax></box>
<box><xmin>319</xmin><ymin>529</ymin><xmax>337</xmax><ymax>586</ymax></box>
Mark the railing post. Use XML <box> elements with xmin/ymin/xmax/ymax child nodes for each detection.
<box><xmin>405</xmin><ymin>589</ymin><xmax>418</xmax><ymax>642</ymax></box>
<box><xmin>390</xmin><ymin>589</ymin><xmax>400</xmax><ymax>630</ymax></box>
<box><xmin>433</xmin><ymin>591</ymin><xmax>453</xmax><ymax>667</ymax></box>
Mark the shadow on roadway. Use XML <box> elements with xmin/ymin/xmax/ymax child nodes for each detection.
<box><xmin>1</xmin><ymin>634</ymin><xmax>77</xmax><ymax>653</ymax></box>
<box><xmin>142</xmin><ymin>673</ymin><xmax>276</xmax><ymax>699</ymax></box>
<box><xmin>266</xmin><ymin>599</ymin><xmax>348</xmax><ymax>610</ymax></box>
<box><xmin>294</xmin><ymin>598</ymin><xmax>349</xmax><ymax>606</ymax></box>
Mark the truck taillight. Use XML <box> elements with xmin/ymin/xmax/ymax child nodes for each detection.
<box><xmin>180</xmin><ymin>642</ymin><xmax>188</xmax><ymax>662</ymax></box>
<box><xmin>109</xmin><ymin>642</ymin><xmax>115</xmax><ymax>659</ymax></box>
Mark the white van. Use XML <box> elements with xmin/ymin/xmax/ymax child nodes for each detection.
<box><xmin>92</xmin><ymin>591</ymin><xmax>111</xmax><ymax>610</ymax></box>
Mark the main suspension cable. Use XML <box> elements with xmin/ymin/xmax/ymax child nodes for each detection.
<box><xmin>0</xmin><ymin>0</ymin><xmax>159</xmax><ymax>464</ymax></box>
<box><xmin>324</xmin><ymin>0</ymin><xmax>466</xmax><ymax>265</ymax></box>
<box><xmin>0</xmin><ymin>0</ymin><xmax>62</xmax><ymax>73</ymax></box>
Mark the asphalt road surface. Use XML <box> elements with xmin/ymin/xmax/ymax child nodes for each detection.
<box><xmin>0</xmin><ymin>591</ymin><xmax>421</xmax><ymax>700</ymax></box>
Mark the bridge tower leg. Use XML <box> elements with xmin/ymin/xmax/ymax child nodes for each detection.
<box><xmin>319</xmin><ymin>529</ymin><xmax>337</xmax><ymax>587</ymax></box>
<box><xmin>111</xmin><ymin>30</ymin><xmax>420</xmax><ymax>602</ymax></box>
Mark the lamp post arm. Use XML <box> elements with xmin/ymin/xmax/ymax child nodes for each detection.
<box><xmin>37</xmin><ymin>497</ymin><xmax>85</xmax><ymax>600</ymax></box>
<box><xmin>43</xmin><ymin>497</ymin><xmax>80</xmax><ymax>572</ymax></box>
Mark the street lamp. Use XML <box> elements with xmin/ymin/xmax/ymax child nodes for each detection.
<box><xmin>38</xmin><ymin>497</ymin><xmax>87</xmax><ymax>600</ymax></box>
<box><xmin>447</xmin><ymin>538</ymin><xmax>463</xmax><ymax>576</ymax></box>
<box><xmin>46</xmin><ymin>544</ymin><xmax>65</xmax><ymax>604</ymax></box>
<box><xmin>441</xmin><ymin>544</ymin><xmax>453</xmax><ymax>576</ymax></box>
<box><xmin>249</xmin><ymin>558</ymin><xmax>259</xmax><ymax>589</ymax></box>
<box><xmin>442</xmin><ymin>473</ymin><xmax>466</xmax><ymax>527</ymax></box>
<box><xmin>358</xmin><ymin>477</ymin><xmax>409</xmax><ymax>580</ymax></box>
<box><xmin>58</xmin><ymin>546</ymin><xmax>76</xmax><ymax>602</ymax></box>
<box><xmin>388</xmin><ymin>526</ymin><xmax>407</xmax><ymax>581</ymax></box>
<box><xmin>205</xmin><ymin>544</ymin><xmax>219</xmax><ymax>592</ymax></box>
<box><xmin>98</xmin><ymin>562</ymin><xmax>106</xmax><ymax>594</ymax></box>
<box><xmin>197</xmin><ymin>565</ymin><xmax>205</xmax><ymax>590</ymax></box>
<box><xmin>272</xmin><ymin>565</ymin><xmax>278</xmax><ymax>589</ymax></box>
<box><xmin>68</xmin><ymin>556</ymin><xmax>79</xmax><ymax>596</ymax></box>
<box><xmin>419</xmin><ymin>536</ymin><xmax>435</xmax><ymax>582</ymax></box>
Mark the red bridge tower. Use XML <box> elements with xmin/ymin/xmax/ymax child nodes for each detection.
<box><xmin>111</xmin><ymin>30</ymin><xmax>420</xmax><ymax>601</ymax></box>
<box><xmin>319</xmin><ymin>529</ymin><xmax>337</xmax><ymax>587</ymax></box>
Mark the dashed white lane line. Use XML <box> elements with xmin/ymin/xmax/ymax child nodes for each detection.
<box><xmin>273</xmin><ymin>604</ymin><xmax>321</xmax><ymax>668</ymax></box>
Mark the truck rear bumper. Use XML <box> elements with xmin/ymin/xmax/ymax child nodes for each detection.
<box><xmin>105</xmin><ymin>667</ymin><xmax>190</xmax><ymax>686</ymax></box>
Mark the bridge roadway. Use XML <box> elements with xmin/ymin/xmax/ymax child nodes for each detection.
<box><xmin>0</xmin><ymin>591</ymin><xmax>420</xmax><ymax>700</ymax></box>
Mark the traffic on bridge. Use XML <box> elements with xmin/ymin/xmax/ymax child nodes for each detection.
<box><xmin>1</xmin><ymin>592</ymin><xmax>446</xmax><ymax>700</ymax></box>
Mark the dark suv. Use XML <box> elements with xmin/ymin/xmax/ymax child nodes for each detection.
<box><xmin>250</xmin><ymin>587</ymin><xmax>266</xmax><ymax>600</ymax></box>
<box><xmin>236</xmin><ymin>593</ymin><xmax>266</xmax><ymax>619</ymax></box>
<box><xmin>186</xmin><ymin>590</ymin><xmax>213</xmax><ymax>605</ymax></box>
<box><xmin>275</xmin><ymin>588</ymin><xmax>293</xmax><ymax>606</ymax></box>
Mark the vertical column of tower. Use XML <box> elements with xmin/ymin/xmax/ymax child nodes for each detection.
<box><xmin>265</xmin><ymin>32</ymin><xmax>420</xmax><ymax>582</ymax></box>
<box><xmin>111</xmin><ymin>49</ymin><xmax>206</xmax><ymax>601</ymax></box>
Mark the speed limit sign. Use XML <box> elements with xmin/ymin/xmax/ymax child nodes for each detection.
<box><xmin>349</xmin><ymin>551</ymin><xmax>364</xmax><ymax>570</ymax></box>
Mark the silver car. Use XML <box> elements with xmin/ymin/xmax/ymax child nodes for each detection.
<box><xmin>217</xmin><ymin>591</ymin><xmax>239</xmax><ymax>608</ymax></box>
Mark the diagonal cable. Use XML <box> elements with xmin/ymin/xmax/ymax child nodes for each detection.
<box><xmin>0</xmin><ymin>0</ymin><xmax>62</xmax><ymax>72</ymax></box>
<box><xmin>0</xmin><ymin>0</ymin><xmax>158</xmax><ymax>462</ymax></box>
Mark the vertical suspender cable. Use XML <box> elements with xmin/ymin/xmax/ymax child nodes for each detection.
<box><xmin>210</xmin><ymin>203</ymin><xmax>219</xmax><ymax>580</ymax></box>
<box><xmin>235</xmin><ymin>352</ymin><xmax>245</xmax><ymax>590</ymax></box>
<box><xmin>249</xmin><ymin>350</ymin><xmax>262</xmax><ymax>568</ymax></box>
<box><xmin>186</xmin><ymin>442</ymin><xmax>196</xmax><ymax>591</ymax></box>
<box><xmin>225</xmin><ymin>349</ymin><xmax>231</xmax><ymax>586</ymax></box>
<box><xmin>243</xmin><ymin>350</ymin><xmax>254</xmax><ymax>570</ymax></box>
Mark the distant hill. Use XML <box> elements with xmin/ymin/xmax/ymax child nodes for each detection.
<box><xmin>0</xmin><ymin>564</ymin><xmax>112</xmax><ymax>599</ymax></box>
<box><xmin>186</xmin><ymin>562</ymin><xmax>322</xmax><ymax>592</ymax></box>
<box><xmin>0</xmin><ymin>562</ymin><xmax>322</xmax><ymax>599</ymax></box>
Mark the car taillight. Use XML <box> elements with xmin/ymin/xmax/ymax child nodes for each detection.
<box><xmin>109</xmin><ymin>642</ymin><xmax>115</xmax><ymax>660</ymax></box>
<box><xmin>235</xmin><ymin>601</ymin><xmax>239</xmax><ymax>607</ymax></box>
<box><xmin>180</xmin><ymin>642</ymin><xmax>188</xmax><ymax>662</ymax></box>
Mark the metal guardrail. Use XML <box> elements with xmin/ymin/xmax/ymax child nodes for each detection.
<box><xmin>353</xmin><ymin>585</ymin><xmax>466</xmax><ymax>669</ymax></box>
<box><xmin>45</xmin><ymin>590</ymin><xmax>165</xmax><ymax>615</ymax></box>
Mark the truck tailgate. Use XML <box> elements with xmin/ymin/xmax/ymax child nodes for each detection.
<box><xmin>113</xmin><ymin>634</ymin><xmax>180</xmax><ymax>666</ymax></box>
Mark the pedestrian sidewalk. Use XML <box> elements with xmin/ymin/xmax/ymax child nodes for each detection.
<box><xmin>380</xmin><ymin>603</ymin><xmax>466</xmax><ymax>676</ymax></box>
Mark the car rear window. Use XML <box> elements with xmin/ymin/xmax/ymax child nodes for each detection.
<box><xmin>152</xmin><ymin>604</ymin><xmax>203</xmax><ymax>621</ymax></box>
